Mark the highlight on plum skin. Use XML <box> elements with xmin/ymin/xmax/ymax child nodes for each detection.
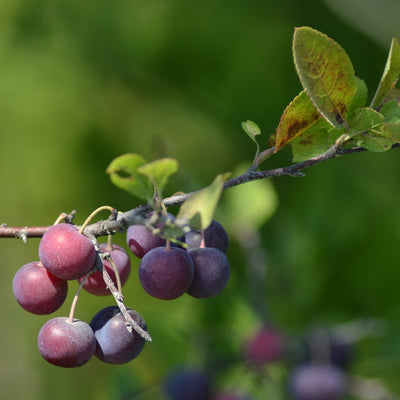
<box><xmin>38</xmin><ymin>223</ymin><xmax>97</xmax><ymax>280</ymax></box>
<box><xmin>77</xmin><ymin>243</ymin><xmax>131</xmax><ymax>296</ymax></box>
<box><xmin>12</xmin><ymin>261</ymin><xmax>68</xmax><ymax>315</ymax></box>
<box><xmin>187</xmin><ymin>247</ymin><xmax>230</xmax><ymax>298</ymax></box>
<box><xmin>37</xmin><ymin>317</ymin><xmax>96</xmax><ymax>368</ymax></box>
<box><xmin>90</xmin><ymin>306</ymin><xmax>147</xmax><ymax>364</ymax></box>
<box><xmin>184</xmin><ymin>219</ymin><xmax>229</xmax><ymax>253</ymax></box>
<box><xmin>138</xmin><ymin>246</ymin><xmax>195</xmax><ymax>300</ymax></box>
<box><xmin>126</xmin><ymin>223</ymin><xmax>166</xmax><ymax>258</ymax></box>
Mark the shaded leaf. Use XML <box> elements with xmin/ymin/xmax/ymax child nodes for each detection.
<box><xmin>138</xmin><ymin>158</ymin><xmax>178</xmax><ymax>195</ymax></box>
<box><xmin>380</xmin><ymin>99</ymin><xmax>400</xmax><ymax>123</ymax></box>
<box><xmin>290</xmin><ymin>121</ymin><xmax>342</xmax><ymax>162</ymax></box>
<box><xmin>371</xmin><ymin>37</ymin><xmax>400</xmax><ymax>109</ymax></box>
<box><xmin>293</xmin><ymin>27</ymin><xmax>357</xmax><ymax>128</ymax></box>
<box><xmin>379</xmin><ymin>123</ymin><xmax>400</xmax><ymax>141</ymax></box>
<box><xmin>275</xmin><ymin>90</ymin><xmax>322</xmax><ymax>152</ymax></box>
<box><xmin>176</xmin><ymin>173</ymin><xmax>229</xmax><ymax>231</ymax></box>
<box><xmin>347</xmin><ymin>107</ymin><xmax>384</xmax><ymax>138</ymax></box>
<box><xmin>346</xmin><ymin>77</ymin><xmax>368</xmax><ymax>120</ymax></box>
<box><xmin>354</xmin><ymin>134</ymin><xmax>396</xmax><ymax>152</ymax></box>
<box><xmin>106</xmin><ymin>153</ymin><xmax>153</xmax><ymax>200</ymax></box>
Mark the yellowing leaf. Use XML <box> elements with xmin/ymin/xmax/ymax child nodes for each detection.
<box><xmin>275</xmin><ymin>90</ymin><xmax>322</xmax><ymax>152</ymax></box>
<box><xmin>293</xmin><ymin>27</ymin><xmax>357</xmax><ymax>128</ymax></box>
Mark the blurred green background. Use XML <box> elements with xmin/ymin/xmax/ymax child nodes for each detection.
<box><xmin>2</xmin><ymin>0</ymin><xmax>400</xmax><ymax>399</ymax></box>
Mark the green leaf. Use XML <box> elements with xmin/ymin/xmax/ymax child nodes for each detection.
<box><xmin>222</xmin><ymin>163</ymin><xmax>278</xmax><ymax>231</ymax></box>
<box><xmin>354</xmin><ymin>134</ymin><xmax>396</xmax><ymax>152</ymax></box>
<box><xmin>176</xmin><ymin>173</ymin><xmax>229</xmax><ymax>231</ymax></box>
<box><xmin>346</xmin><ymin>77</ymin><xmax>368</xmax><ymax>120</ymax></box>
<box><xmin>275</xmin><ymin>90</ymin><xmax>322</xmax><ymax>152</ymax></box>
<box><xmin>290</xmin><ymin>121</ymin><xmax>342</xmax><ymax>162</ymax></box>
<box><xmin>241</xmin><ymin>120</ymin><xmax>261</xmax><ymax>143</ymax></box>
<box><xmin>352</xmin><ymin>121</ymin><xmax>400</xmax><ymax>152</ymax></box>
<box><xmin>379</xmin><ymin>123</ymin><xmax>400</xmax><ymax>141</ymax></box>
<box><xmin>380</xmin><ymin>99</ymin><xmax>400</xmax><ymax>123</ymax></box>
<box><xmin>370</xmin><ymin>37</ymin><xmax>400</xmax><ymax>109</ymax></box>
<box><xmin>106</xmin><ymin>153</ymin><xmax>153</xmax><ymax>200</ymax></box>
<box><xmin>347</xmin><ymin>107</ymin><xmax>385</xmax><ymax>138</ymax></box>
<box><xmin>293</xmin><ymin>27</ymin><xmax>358</xmax><ymax>128</ymax></box>
<box><xmin>138</xmin><ymin>158</ymin><xmax>178</xmax><ymax>195</ymax></box>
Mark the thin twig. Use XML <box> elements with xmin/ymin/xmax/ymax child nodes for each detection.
<box><xmin>102</xmin><ymin>266</ymin><xmax>152</xmax><ymax>342</ymax></box>
<box><xmin>0</xmin><ymin>144</ymin><xmax>397</xmax><ymax>239</ymax></box>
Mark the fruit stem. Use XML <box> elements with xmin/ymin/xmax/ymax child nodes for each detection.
<box><xmin>53</xmin><ymin>212</ymin><xmax>68</xmax><ymax>225</ymax></box>
<box><xmin>200</xmin><ymin>230</ymin><xmax>206</xmax><ymax>248</ymax></box>
<box><xmin>68</xmin><ymin>271</ymin><xmax>93</xmax><ymax>322</ymax></box>
<box><xmin>108</xmin><ymin>256</ymin><xmax>122</xmax><ymax>294</ymax></box>
<box><xmin>79</xmin><ymin>205</ymin><xmax>116</xmax><ymax>234</ymax></box>
<box><xmin>105</xmin><ymin>234</ymin><xmax>114</xmax><ymax>252</ymax></box>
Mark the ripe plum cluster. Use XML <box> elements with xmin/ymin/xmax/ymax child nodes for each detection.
<box><xmin>12</xmin><ymin>215</ymin><xmax>231</xmax><ymax>368</ymax></box>
<box><xmin>13</xmin><ymin>222</ymin><xmax>147</xmax><ymax>368</ymax></box>
<box><xmin>127</xmin><ymin>218</ymin><xmax>231</xmax><ymax>301</ymax></box>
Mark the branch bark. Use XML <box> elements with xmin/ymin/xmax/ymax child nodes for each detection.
<box><xmin>0</xmin><ymin>144</ymin><xmax>391</xmax><ymax>240</ymax></box>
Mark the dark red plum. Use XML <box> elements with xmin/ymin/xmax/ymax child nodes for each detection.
<box><xmin>126</xmin><ymin>224</ymin><xmax>166</xmax><ymax>258</ymax></box>
<box><xmin>13</xmin><ymin>261</ymin><xmax>68</xmax><ymax>315</ymax></box>
<box><xmin>78</xmin><ymin>244</ymin><xmax>131</xmax><ymax>296</ymax></box>
<box><xmin>90</xmin><ymin>306</ymin><xmax>147</xmax><ymax>364</ymax></box>
<box><xmin>185</xmin><ymin>220</ymin><xmax>229</xmax><ymax>253</ymax></box>
<box><xmin>139</xmin><ymin>246</ymin><xmax>194</xmax><ymax>300</ymax></box>
<box><xmin>244</xmin><ymin>326</ymin><xmax>285</xmax><ymax>366</ymax></box>
<box><xmin>39</xmin><ymin>223</ymin><xmax>96</xmax><ymax>280</ymax></box>
<box><xmin>37</xmin><ymin>317</ymin><xmax>96</xmax><ymax>368</ymax></box>
<box><xmin>187</xmin><ymin>247</ymin><xmax>230</xmax><ymax>298</ymax></box>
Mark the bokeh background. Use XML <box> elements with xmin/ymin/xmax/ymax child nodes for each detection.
<box><xmin>2</xmin><ymin>0</ymin><xmax>400</xmax><ymax>399</ymax></box>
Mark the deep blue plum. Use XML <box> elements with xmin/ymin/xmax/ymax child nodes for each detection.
<box><xmin>139</xmin><ymin>246</ymin><xmax>194</xmax><ymax>300</ymax></box>
<box><xmin>37</xmin><ymin>317</ymin><xmax>96</xmax><ymax>368</ymax></box>
<box><xmin>185</xmin><ymin>220</ymin><xmax>229</xmax><ymax>253</ymax></box>
<box><xmin>78</xmin><ymin>244</ymin><xmax>131</xmax><ymax>296</ymax></box>
<box><xmin>13</xmin><ymin>261</ymin><xmax>68</xmax><ymax>315</ymax></box>
<box><xmin>288</xmin><ymin>364</ymin><xmax>346</xmax><ymax>400</ymax></box>
<box><xmin>164</xmin><ymin>368</ymin><xmax>212</xmax><ymax>400</ymax></box>
<box><xmin>303</xmin><ymin>334</ymin><xmax>354</xmax><ymax>370</ymax></box>
<box><xmin>187</xmin><ymin>247</ymin><xmax>230</xmax><ymax>298</ymax></box>
<box><xmin>39</xmin><ymin>223</ymin><xmax>97</xmax><ymax>280</ymax></box>
<box><xmin>90</xmin><ymin>306</ymin><xmax>147</xmax><ymax>364</ymax></box>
